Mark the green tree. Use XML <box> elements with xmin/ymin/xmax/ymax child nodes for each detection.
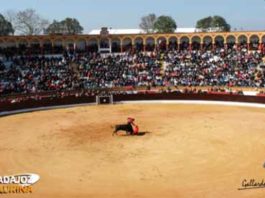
<box><xmin>196</xmin><ymin>16</ymin><xmax>212</xmax><ymax>32</ymax></box>
<box><xmin>139</xmin><ymin>13</ymin><xmax>157</xmax><ymax>33</ymax></box>
<box><xmin>45</xmin><ymin>20</ymin><xmax>62</xmax><ymax>34</ymax></box>
<box><xmin>211</xmin><ymin>16</ymin><xmax>231</xmax><ymax>32</ymax></box>
<box><xmin>0</xmin><ymin>14</ymin><xmax>14</xmax><ymax>36</ymax></box>
<box><xmin>154</xmin><ymin>16</ymin><xmax>177</xmax><ymax>33</ymax></box>
<box><xmin>196</xmin><ymin>16</ymin><xmax>230</xmax><ymax>32</ymax></box>
<box><xmin>45</xmin><ymin>18</ymin><xmax>83</xmax><ymax>35</ymax></box>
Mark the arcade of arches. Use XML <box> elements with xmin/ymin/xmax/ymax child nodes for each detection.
<box><xmin>0</xmin><ymin>31</ymin><xmax>265</xmax><ymax>55</ymax></box>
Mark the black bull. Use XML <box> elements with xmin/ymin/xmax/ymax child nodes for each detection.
<box><xmin>113</xmin><ymin>124</ymin><xmax>134</xmax><ymax>136</ymax></box>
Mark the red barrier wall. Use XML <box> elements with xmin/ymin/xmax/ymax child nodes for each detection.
<box><xmin>1</xmin><ymin>92</ymin><xmax>265</xmax><ymax>114</ymax></box>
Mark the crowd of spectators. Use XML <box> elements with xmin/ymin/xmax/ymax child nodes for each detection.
<box><xmin>0</xmin><ymin>45</ymin><xmax>264</xmax><ymax>97</ymax></box>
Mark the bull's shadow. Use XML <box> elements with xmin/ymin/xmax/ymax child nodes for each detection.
<box><xmin>134</xmin><ymin>131</ymin><xmax>151</xmax><ymax>136</ymax></box>
<box><xmin>119</xmin><ymin>131</ymin><xmax>151</xmax><ymax>137</ymax></box>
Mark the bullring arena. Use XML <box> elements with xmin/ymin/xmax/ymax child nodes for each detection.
<box><xmin>1</xmin><ymin>23</ymin><xmax>265</xmax><ymax>197</ymax></box>
<box><xmin>1</xmin><ymin>95</ymin><xmax>265</xmax><ymax>198</ymax></box>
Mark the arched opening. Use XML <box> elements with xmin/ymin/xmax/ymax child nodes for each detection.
<box><xmin>0</xmin><ymin>40</ymin><xmax>4</xmax><ymax>56</ymax></box>
<box><xmin>100</xmin><ymin>38</ymin><xmax>110</xmax><ymax>49</ymax></box>
<box><xmin>191</xmin><ymin>36</ymin><xmax>201</xmax><ymax>50</ymax></box>
<box><xmin>226</xmin><ymin>35</ymin><xmax>236</xmax><ymax>49</ymax></box>
<box><xmin>53</xmin><ymin>39</ymin><xmax>63</xmax><ymax>54</ymax></box>
<box><xmin>122</xmin><ymin>38</ymin><xmax>132</xmax><ymax>52</ymax></box>
<box><xmin>249</xmin><ymin>35</ymin><xmax>259</xmax><ymax>50</ymax></box>
<box><xmin>262</xmin><ymin>35</ymin><xmax>265</xmax><ymax>54</ymax></box>
<box><xmin>76</xmin><ymin>39</ymin><xmax>86</xmax><ymax>52</ymax></box>
<box><xmin>30</xmin><ymin>39</ymin><xmax>41</xmax><ymax>55</ymax></box>
<box><xmin>134</xmin><ymin>37</ymin><xmax>144</xmax><ymax>51</ymax></box>
<box><xmin>0</xmin><ymin>40</ymin><xmax>4</xmax><ymax>51</ymax></box>
<box><xmin>0</xmin><ymin>40</ymin><xmax>16</xmax><ymax>58</ymax></box>
<box><xmin>65</xmin><ymin>40</ymin><xmax>75</xmax><ymax>54</ymax></box>
<box><xmin>87</xmin><ymin>39</ymin><xmax>98</xmax><ymax>53</ymax></box>
<box><xmin>214</xmin><ymin>36</ymin><xmax>224</xmax><ymax>49</ymax></box>
<box><xmin>43</xmin><ymin>40</ymin><xmax>52</xmax><ymax>54</ymax></box>
<box><xmin>111</xmin><ymin>38</ymin><xmax>121</xmax><ymax>53</ymax></box>
<box><xmin>18</xmin><ymin>39</ymin><xmax>29</xmax><ymax>55</ymax></box>
<box><xmin>157</xmin><ymin>37</ymin><xmax>167</xmax><ymax>51</ymax></box>
<box><xmin>145</xmin><ymin>37</ymin><xmax>155</xmax><ymax>51</ymax></box>
<box><xmin>262</xmin><ymin>35</ymin><xmax>265</xmax><ymax>44</ymax></box>
<box><xmin>203</xmin><ymin>36</ymin><xmax>213</xmax><ymax>50</ymax></box>
<box><xmin>238</xmin><ymin>35</ymin><xmax>247</xmax><ymax>49</ymax></box>
<box><xmin>180</xmin><ymin>36</ymin><xmax>190</xmax><ymax>51</ymax></box>
<box><xmin>5</xmin><ymin>40</ymin><xmax>16</xmax><ymax>48</ymax></box>
<box><xmin>168</xmin><ymin>37</ymin><xmax>177</xmax><ymax>50</ymax></box>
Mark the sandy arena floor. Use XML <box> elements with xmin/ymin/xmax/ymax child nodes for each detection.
<box><xmin>0</xmin><ymin>104</ymin><xmax>265</xmax><ymax>198</ymax></box>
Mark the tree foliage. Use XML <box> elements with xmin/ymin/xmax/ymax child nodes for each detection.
<box><xmin>154</xmin><ymin>15</ymin><xmax>177</xmax><ymax>33</ymax></box>
<box><xmin>45</xmin><ymin>18</ymin><xmax>83</xmax><ymax>35</ymax></box>
<box><xmin>139</xmin><ymin>14</ymin><xmax>156</xmax><ymax>33</ymax></box>
<box><xmin>13</xmin><ymin>9</ymin><xmax>49</xmax><ymax>35</ymax></box>
<box><xmin>45</xmin><ymin>20</ymin><xmax>62</xmax><ymax>34</ymax></box>
<box><xmin>196</xmin><ymin>16</ymin><xmax>231</xmax><ymax>32</ymax></box>
<box><xmin>0</xmin><ymin>14</ymin><xmax>14</xmax><ymax>36</ymax></box>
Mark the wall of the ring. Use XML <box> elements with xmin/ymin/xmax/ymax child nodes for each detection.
<box><xmin>0</xmin><ymin>95</ymin><xmax>95</xmax><ymax>113</ymax></box>
<box><xmin>113</xmin><ymin>93</ymin><xmax>265</xmax><ymax>103</ymax></box>
<box><xmin>1</xmin><ymin>93</ymin><xmax>265</xmax><ymax>113</ymax></box>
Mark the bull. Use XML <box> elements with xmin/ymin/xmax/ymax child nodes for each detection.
<box><xmin>112</xmin><ymin>124</ymin><xmax>134</xmax><ymax>136</ymax></box>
